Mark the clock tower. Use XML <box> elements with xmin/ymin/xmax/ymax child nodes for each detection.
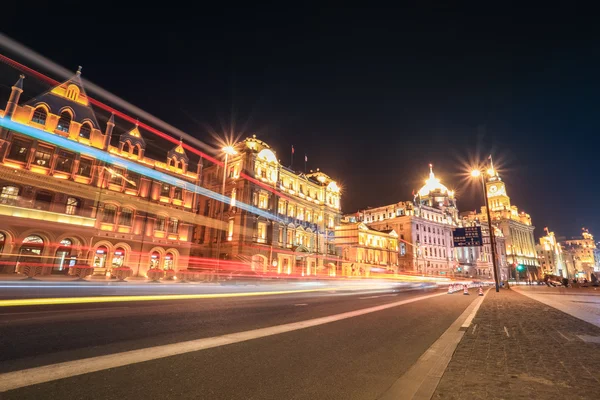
<box><xmin>485</xmin><ymin>168</ymin><xmax>511</xmax><ymax>212</ymax></box>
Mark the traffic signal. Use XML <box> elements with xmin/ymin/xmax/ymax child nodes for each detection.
<box><xmin>516</xmin><ymin>265</ymin><xmax>525</xmax><ymax>271</ymax></box>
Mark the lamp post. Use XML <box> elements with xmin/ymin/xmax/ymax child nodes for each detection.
<box><xmin>471</xmin><ymin>168</ymin><xmax>500</xmax><ymax>292</ymax></box>
<box><xmin>215</xmin><ymin>145</ymin><xmax>237</xmax><ymax>279</ymax></box>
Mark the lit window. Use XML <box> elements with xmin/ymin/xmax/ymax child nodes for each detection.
<box><xmin>230</xmin><ymin>188</ymin><xmax>237</xmax><ymax>208</ymax></box>
<box><xmin>108</xmin><ymin>167</ymin><xmax>124</xmax><ymax>185</ymax></box>
<box><xmin>126</xmin><ymin>172</ymin><xmax>140</xmax><ymax>189</ymax></box>
<box><xmin>160</xmin><ymin>184</ymin><xmax>171</xmax><ymax>197</ymax></box>
<box><xmin>168</xmin><ymin>218</ymin><xmax>179</xmax><ymax>234</ymax></box>
<box><xmin>34</xmin><ymin>146</ymin><xmax>54</xmax><ymax>167</ymax></box>
<box><xmin>54</xmin><ymin>150</ymin><xmax>74</xmax><ymax>173</ymax></box>
<box><xmin>56</xmin><ymin>111</ymin><xmax>71</xmax><ymax>133</ymax></box>
<box><xmin>173</xmin><ymin>187</ymin><xmax>183</xmax><ymax>201</ymax></box>
<box><xmin>1</xmin><ymin>185</ymin><xmax>20</xmax><ymax>205</ymax></box>
<box><xmin>278</xmin><ymin>200</ymin><xmax>286</xmax><ymax>214</ymax></box>
<box><xmin>65</xmin><ymin>197</ymin><xmax>79</xmax><ymax>215</ymax></box>
<box><xmin>79</xmin><ymin>123</ymin><xmax>92</xmax><ymax>139</ymax></box>
<box><xmin>155</xmin><ymin>216</ymin><xmax>166</xmax><ymax>231</ymax></box>
<box><xmin>66</xmin><ymin>84</ymin><xmax>80</xmax><ymax>101</ymax></box>
<box><xmin>120</xmin><ymin>208</ymin><xmax>133</xmax><ymax>226</ymax></box>
<box><xmin>257</xmin><ymin>222</ymin><xmax>267</xmax><ymax>243</ymax></box>
<box><xmin>102</xmin><ymin>204</ymin><xmax>117</xmax><ymax>223</ymax></box>
<box><xmin>77</xmin><ymin>158</ymin><xmax>93</xmax><ymax>177</ymax></box>
<box><xmin>7</xmin><ymin>138</ymin><xmax>31</xmax><ymax>162</ymax></box>
<box><xmin>164</xmin><ymin>253</ymin><xmax>174</xmax><ymax>270</ymax></box>
<box><xmin>31</xmin><ymin>108</ymin><xmax>47</xmax><ymax>125</ymax></box>
<box><xmin>227</xmin><ymin>219</ymin><xmax>234</xmax><ymax>241</ymax></box>
<box><xmin>258</xmin><ymin>193</ymin><xmax>268</xmax><ymax>209</ymax></box>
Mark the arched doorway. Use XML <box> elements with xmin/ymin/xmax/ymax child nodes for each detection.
<box><xmin>0</xmin><ymin>232</ymin><xmax>5</xmax><ymax>256</ymax></box>
<box><xmin>16</xmin><ymin>235</ymin><xmax>45</xmax><ymax>270</ymax></box>
<box><xmin>54</xmin><ymin>238</ymin><xmax>77</xmax><ymax>274</ymax></box>
<box><xmin>93</xmin><ymin>246</ymin><xmax>108</xmax><ymax>269</ymax></box>
<box><xmin>251</xmin><ymin>254</ymin><xmax>267</xmax><ymax>273</ymax></box>
<box><xmin>163</xmin><ymin>252</ymin><xmax>175</xmax><ymax>270</ymax></box>
<box><xmin>112</xmin><ymin>247</ymin><xmax>126</xmax><ymax>268</ymax></box>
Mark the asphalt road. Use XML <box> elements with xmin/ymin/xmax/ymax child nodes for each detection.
<box><xmin>0</xmin><ymin>286</ymin><xmax>479</xmax><ymax>399</ymax></box>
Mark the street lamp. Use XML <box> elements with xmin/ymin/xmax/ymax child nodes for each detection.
<box><xmin>215</xmin><ymin>145</ymin><xmax>238</xmax><ymax>279</ymax></box>
<box><xmin>470</xmin><ymin>167</ymin><xmax>500</xmax><ymax>292</ymax></box>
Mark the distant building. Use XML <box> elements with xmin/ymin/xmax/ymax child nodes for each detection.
<box><xmin>335</xmin><ymin>222</ymin><xmax>398</xmax><ymax>277</ymax></box>
<box><xmin>475</xmin><ymin>167</ymin><xmax>539</xmax><ymax>280</ymax></box>
<box><xmin>350</xmin><ymin>165</ymin><xmax>458</xmax><ymax>277</ymax></box>
<box><xmin>535</xmin><ymin>228</ymin><xmax>567</xmax><ymax>278</ymax></box>
<box><xmin>561</xmin><ymin>229</ymin><xmax>596</xmax><ymax>279</ymax></box>
<box><xmin>459</xmin><ymin>211</ymin><xmax>508</xmax><ymax>281</ymax></box>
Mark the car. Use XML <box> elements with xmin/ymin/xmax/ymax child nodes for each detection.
<box><xmin>221</xmin><ymin>269</ymin><xmax>264</xmax><ymax>285</ymax></box>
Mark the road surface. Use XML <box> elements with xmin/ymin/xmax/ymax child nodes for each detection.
<box><xmin>0</xmin><ymin>284</ymin><xmax>480</xmax><ymax>399</ymax></box>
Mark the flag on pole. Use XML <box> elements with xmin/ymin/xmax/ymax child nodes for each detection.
<box><xmin>292</xmin><ymin>145</ymin><xmax>295</xmax><ymax>154</ymax></box>
<box><xmin>305</xmin><ymin>154</ymin><xmax>307</xmax><ymax>162</ymax></box>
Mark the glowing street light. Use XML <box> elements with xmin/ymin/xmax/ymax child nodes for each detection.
<box><xmin>222</xmin><ymin>145</ymin><xmax>237</xmax><ymax>156</ymax></box>
<box><xmin>470</xmin><ymin>160</ymin><xmax>500</xmax><ymax>292</ymax></box>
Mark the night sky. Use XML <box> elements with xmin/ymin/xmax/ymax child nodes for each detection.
<box><xmin>1</xmin><ymin>5</ymin><xmax>598</xmax><ymax>238</ymax></box>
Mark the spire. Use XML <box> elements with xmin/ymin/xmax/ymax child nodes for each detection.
<box><xmin>76</xmin><ymin>66</ymin><xmax>82</xmax><ymax>75</ymax></box>
<box><xmin>104</xmin><ymin>113</ymin><xmax>116</xmax><ymax>151</ymax></box>
<box><xmin>14</xmin><ymin>74</ymin><xmax>25</xmax><ymax>90</ymax></box>
<box><xmin>429</xmin><ymin>163</ymin><xmax>434</xmax><ymax>179</ymax></box>
<box><xmin>107</xmin><ymin>113</ymin><xmax>115</xmax><ymax>126</ymax></box>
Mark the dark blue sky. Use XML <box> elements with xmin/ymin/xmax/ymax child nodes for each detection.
<box><xmin>2</xmin><ymin>4</ymin><xmax>598</xmax><ymax>238</ymax></box>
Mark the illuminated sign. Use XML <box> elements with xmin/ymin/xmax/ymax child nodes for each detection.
<box><xmin>453</xmin><ymin>227</ymin><xmax>483</xmax><ymax>247</ymax></box>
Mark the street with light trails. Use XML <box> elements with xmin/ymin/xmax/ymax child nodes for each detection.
<box><xmin>0</xmin><ymin>283</ymin><xmax>484</xmax><ymax>399</ymax></box>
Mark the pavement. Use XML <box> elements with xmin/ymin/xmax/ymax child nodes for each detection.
<box><xmin>433</xmin><ymin>286</ymin><xmax>600</xmax><ymax>400</ymax></box>
<box><xmin>0</xmin><ymin>285</ymin><xmax>480</xmax><ymax>399</ymax></box>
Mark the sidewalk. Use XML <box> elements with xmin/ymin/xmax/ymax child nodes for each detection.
<box><xmin>433</xmin><ymin>288</ymin><xmax>600</xmax><ymax>400</ymax></box>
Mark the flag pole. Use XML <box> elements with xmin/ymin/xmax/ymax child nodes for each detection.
<box><xmin>290</xmin><ymin>145</ymin><xmax>294</xmax><ymax>169</ymax></box>
<box><xmin>304</xmin><ymin>154</ymin><xmax>307</xmax><ymax>174</ymax></box>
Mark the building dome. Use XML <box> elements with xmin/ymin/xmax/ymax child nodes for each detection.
<box><xmin>418</xmin><ymin>164</ymin><xmax>449</xmax><ymax>197</ymax></box>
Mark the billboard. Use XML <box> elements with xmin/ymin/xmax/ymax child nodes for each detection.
<box><xmin>453</xmin><ymin>226</ymin><xmax>483</xmax><ymax>247</ymax></box>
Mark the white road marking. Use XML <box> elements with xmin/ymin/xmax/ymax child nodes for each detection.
<box><xmin>294</xmin><ymin>303</ymin><xmax>308</xmax><ymax>306</ymax></box>
<box><xmin>504</xmin><ymin>326</ymin><xmax>510</xmax><ymax>337</ymax></box>
<box><xmin>461</xmin><ymin>288</ymin><xmax>489</xmax><ymax>329</ymax></box>
<box><xmin>359</xmin><ymin>294</ymin><xmax>398</xmax><ymax>300</ymax></box>
<box><xmin>471</xmin><ymin>324</ymin><xmax>477</xmax><ymax>335</ymax></box>
<box><xmin>0</xmin><ymin>291</ymin><xmax>446</xmax><ymax>392</ymax></box>
<box><xmin>557</xmin><ymin>330</ymin><xmax>572</xmax><ymax>341</ymax></box>
<box><xmin>0</xmin><ymin>306</ymin><xmax>130</xmax><ymax>316</ymax></box>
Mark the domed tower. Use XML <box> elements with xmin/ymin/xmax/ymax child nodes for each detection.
<box><xmin>417</xmin><ymin>164</ymin><xmax>458</xmax><ymax>222</ymax></box>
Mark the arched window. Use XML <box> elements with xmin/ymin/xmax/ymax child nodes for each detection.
<box><xmin>65</xmin><ymin>197</ymin><xmax>79</xmax><ymax>215</ymax></box>
<box><xmin>122</xmin><ymin>142</ymin><xmax>130</xmax><ymax>153</ymax></box>
<box><xmin>79</xmin><ymin>123</ymin><xmax>92</xmax><ymax>139</ymax></box>
<box><xmin>132</xmin><ymin>145</ymin><xmax>140</xmax><ymax>157</ymax></box>
<box><xmin>32</xmin><ymin>108</ymin><xmax>47</xmax><ymax>125</ymax></box>
<box><xmin>1</xmin><ymin>185</ymin><xmax>20</xmax><ymax>205</ymax></box>
<box><xmin>66</xmin><ymin>85</ymin><xmax>80</xmax><ymax>101</ymax></box>
<box><xmin>0</xmin><ymin>232</ymin><xmax>5</xmax><ymax>255</ymax></box>
<box><xmin>34</xmin><ymin>191</ymin><xmax>53</xmax><ymax>211</ymax></box>
<box><xmin>93</xmin><ymin>246</ymin><xmax>108</xmax><ymax>268</ymax></box>
<box><xmin>150</xmin><ymin>251</ymin><xmax>160</xmax><ymax>269</ymax></box>
<box><xmin>17</xmin><ymin>235</ymin><xmax>44</xmax><ymax>269</ymax></box>
<box><xmin>54</xmin><ymin>238</ymin><xmax>76</xmax><ymax>273</ymax></box>
<box><xmin>112</xmin><ymin>247</ymin><xmax>125</xmax><ymax>268</ymax></box>
<box><xmin>164</xmin><ymin>252</ymin><xmax>174</xmax><ymax>270</ymax></box>
<box><xmin>56</xmin><ymin>111</ymin><xmax>71</xmax><ymax>133</ymax></box>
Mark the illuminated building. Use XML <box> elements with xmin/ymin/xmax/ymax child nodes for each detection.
<box><xmin>535</xmin><ymin>228</ymin><xmax>567</xmax><ymax>278</ymax></box>
<box><xmin>335</xmin><ymin>222</ymin><xmax>398</xmax><ymax>277</ymax></box>
<box><xmin>352</xmin><ymin>165</ymin><xmax>457</xmax><ymax>276</ymax></box>
<box><xmin>476</xmin><ymin>167</ymin><xmax>539</xmax><ymax>279</ymax></box>
<box><xmin>458</xmin><ymin>211</ymin><xmax>508</xmax><ymax>280</ymax></box>
<box><xmin>0</xmin><ymin>70</ymin><xmax>209</xmax><ymax>277</ymax></box>
<box><xmin>195</xmin><ymin>136</ymin><xmax>341</xmax><ymax>275</ymax></box>
<box><xmin>560</xmin><ymin>228</ymin><xmax>596</xmax><ymax>279</ymax></box>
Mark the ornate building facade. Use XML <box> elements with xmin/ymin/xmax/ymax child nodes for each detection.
<box><xmin>476</xmin><ymin>168</ymin><xmax>539</xmax><ymax>279</ymax></box>
<box><xmin>349</xmin><ymin>166</ymin><xmax>458</xmax><ymax>277</ymax></box>
<box><xmin>561</xmin><ymin>229</ymin><xmax>596</xmax><ymax>279</ymax></box>
<box><xmin>536</xmin><ymin>228</ymin><xmax>567</xmax><ymax>278</ymax></box>
<box><xmin>195</xmin><ymin>136</ymin><xmax>342</xmax><ymax>276</ymax></box>
<box><xmin>335</xmin><ymin>222</ymin><xmax>398</xmax><ymax>277</ymax></box>
<box><xmin>0</xmin><ymin>71</ymin><xmax>211</xmax><ymax>277</ymax></box>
